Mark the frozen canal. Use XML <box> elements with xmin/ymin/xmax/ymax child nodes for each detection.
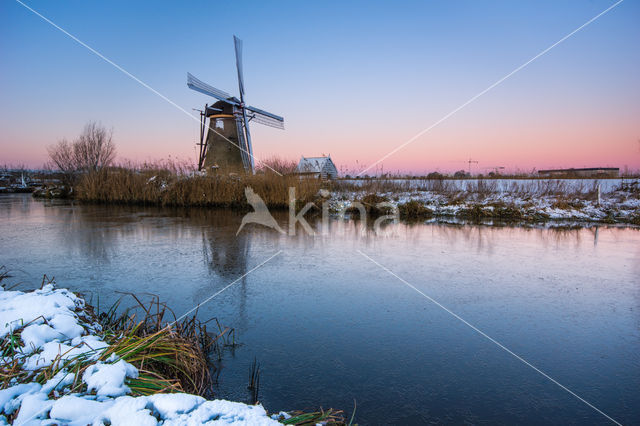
<box><xmin>1</xmin><ymin>194</ymin><xmax>639</xmax><ymax>424</ymax></box>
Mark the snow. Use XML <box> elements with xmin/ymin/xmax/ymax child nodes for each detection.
<box><xmin>329</xmin><ymin>178</ymin><xmax>640</xmax><ymax>224</ymax></box>
<box><xmin>147</xmin><ymin>393</ymin><xmax>204</xmax><ymax>419</ymax></box>
<box><xmin>13</xmin><ymin>391</ymin><xmax>52</xmax><ymax>425</ymax></box>
<box><xmin>0</xmin><ymin>383</ymin><xmax>40</xmax><ymax>416</ymax></box>
<box><xmin>1</xmin><ymin>386</ymin><xmax>282</xmax><ymax>425</ymax></box>
<box><xmin>49</xmin><ymin>395</ymin><xmax>114</xmax><ymax>425</ymax></box>
<box><xmin>19</xmin><ymin>324</ymin><xmax>64</xmax><ymax>353</ymax></box>
<box><xmin>0</xmin><ymin>285</ymin><xmax>84</xmax><ymax>338</ymax></box>
<box><xmin>83</xmin><ymin>359</ymin><xmax>138</xmax><ymax>397</ymax></box>
<box><xmin>41</xmin><ymin>370</ymin><xmax>75</xmax><ymax>395</ymax></box>
<box><xmin>161</xmin><ymin>399</ymin><xmax>277</xmax><ymax>425</ymax></box>
<box><xmin>22</xmin><ymin>335</ymin><xmax>108</xmax><ymax>371</ymax></box>
<box><xmin>0</xmin><ymin>284</ymin><xmax>283</xmax><ymax>425</ymax></box>
<box><xmin>103</xmin><ymin>396</ymin><xmax>157</xmax><ymax>426</ymax></box>
<box><xmin>342</xmin><ymin>177</ymin><xmax>639</xmax><ymax>194</ymax></box>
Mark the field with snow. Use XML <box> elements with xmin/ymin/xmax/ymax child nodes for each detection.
<box><xmin>331</xmin><ymin>178</ymin><xmax>640</xmax><ymax>224</ymax></box>
<box><xmin>340</xmin><ymin>177</ymin><xmax>636</xmax><ymax>194</ymax></box>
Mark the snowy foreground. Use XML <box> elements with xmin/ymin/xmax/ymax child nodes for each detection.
<box><xmin>0</xmin><ymin>285</ymin><xmax>285</xmax><ymax>425</ymax></box>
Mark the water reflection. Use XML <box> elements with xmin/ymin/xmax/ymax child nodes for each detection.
<box><xmin>4</xmin><ymin>196</ymin><xmax>631</xmax><ymax>264</ymax></box>
<box><xmin>200</xmin><ymin>213</ymin><xmax>250</xmax><ymax>279</ymax></box>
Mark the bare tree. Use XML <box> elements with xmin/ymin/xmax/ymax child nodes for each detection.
<box><xmin>74</xmin><ymin>122</ymin><xmax>116</xmax><ymax>172</ymax></box>
<box><xmin>47</xmin><ymin>138</ymin><xmax>77</xmax><ymax>185</ymax></box>
<box><xmin>47</xmin><ymin>122</ymin><xmax>116</xmax><ymax>184</ymax></box>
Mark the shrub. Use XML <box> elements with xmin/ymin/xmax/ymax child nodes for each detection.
<box><xmin>551</xmin><ymin>199</ymin><xmax>585</xmax><ymax>210</ymax></box>
<box><xmin>456</xmin><ymin>203</ymin><xmax>525</xmax><ymax>221</ymax></box>
<box><xmin>456</xmin><ymin>204</ymin><xmax>487</xmax><ymax>219</ymax></box>
<box><xmin>346</xmin><ymin>193</ymin><xmax>394</xmax><ymax>217</ymax></box>
<box><xmin>493</xmin><ymin>205</ymin><xmax>525</xmax><ymax>220</ymax></box>
<box><xmin>398</xmin><ymin>200</ymin><xmax>433</xmax><ymax>220</ymax></box>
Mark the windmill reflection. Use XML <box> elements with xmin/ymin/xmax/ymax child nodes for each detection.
<box><xmin>199</xmin><ymin>210</ymin><xmax>251</xmax><ymax>330</ymax></box>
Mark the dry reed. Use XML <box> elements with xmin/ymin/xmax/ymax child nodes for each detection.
<box><xmin>75</xmin><ymin>165</ymin><xmax>322</xmax><ymax>209</ymax></box>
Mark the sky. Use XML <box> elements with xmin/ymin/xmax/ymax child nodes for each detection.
<box><xmin>1</xmin><ymin>0</ymin><xmax>639</xmax><ymax>174</ymax></box>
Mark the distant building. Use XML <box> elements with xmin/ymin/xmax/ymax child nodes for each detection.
<box><xmin>537</xmin><ymin>167</ymin><xmax>619</xmax><ymax>178</ymax></box>
<box><xmin>295</xmin><ymin>156</ymin><xmax>338</xmax><ymax>179</ymax></box>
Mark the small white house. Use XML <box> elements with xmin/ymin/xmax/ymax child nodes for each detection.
<box><xmin>295</xmin><ymin>155</ymin><xmax>338</xmax><ymax>179</ymax></box>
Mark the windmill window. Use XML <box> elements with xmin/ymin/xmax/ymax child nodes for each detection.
<box><xmin>215</xmin><ymin>119</ymin><xmax>224</xmax><ymax>129</ymax></box>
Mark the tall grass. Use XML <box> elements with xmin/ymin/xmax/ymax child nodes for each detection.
<box><xmin>334</xmin><ymin>176</ymin><xmax>608</xmax><ymax>201</ymax></box>
<box><xmin>0</xmin><ymin>278</ymin><xmax>227</xmax><ymax>398</ymax></box>
<box><xmin>256</xmin><ymin>156</ymin><xmax>299</xmax><ymax>175</ymax></box>
<box><xmin>247</xmin><ymin>357</ymin><xmax>261</xmax><ymax>404</ymax></box>
<box><xmin>331</xmin><ymin>178</ymin><xmax>411</xmax><ymax>193</ymax></box>
<box><xmin>75</xmin><ymin>160</ymin><xmax>322</xmax><ymax>209</ymax></box>
<box><xmin>95</xmin><ymin>294</ymin><xmax>223</xmax><ymax>396</ymax></box>
<box><xmin>280</xmin><ymin>409</ymin><xmax>346</xmax><ymax>425</ymax></box>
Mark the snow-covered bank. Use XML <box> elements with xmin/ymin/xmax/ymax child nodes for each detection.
<box><xmin>340</xmin><ymin>177</ymin><xmax>637</xmax><ymax>194</ymax></box>
<box><xmin>329</xmin><ymin>179</ymin><xmax>640</xmax><ymax>225</ymax></box>
<box><xmin>0</xmin><ymin>284</ymin><xmax>282</xmax><ymax>425</ymax></box>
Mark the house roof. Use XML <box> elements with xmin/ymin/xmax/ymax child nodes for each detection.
<box><xmin>296</xmin><ymin>156</ymin><xmax>334</xmax><ymax>173</ymax></box>
<box><xmin>538</xmin><ymin>167</ymin><xmax>619</xmax><ymax>173</ymax></box>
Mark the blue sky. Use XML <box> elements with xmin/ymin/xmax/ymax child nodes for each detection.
<box><xmin>1</xmin><ymin>0</ymin><xmax>639</xmax><ymax>172</ymax></box>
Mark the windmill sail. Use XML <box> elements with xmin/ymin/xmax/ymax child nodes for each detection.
<box><xmin>246</xmin><ymin>106</ymin><xmax>284</xmax><ymax>129</ymax></box>
<box><xmin>233</xmin><ymin>36</ymin><xmax>245</xmax><ymax>101</ymax></box>
<box><xmin>187</xmin><ymin>73</ymin><xmax>236</xmax><ymax>104</ymax></box>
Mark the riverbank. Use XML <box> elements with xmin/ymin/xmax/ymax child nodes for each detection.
<box><xmin>73</xmin><ymin>168</ymin><xmax>322</xmax><ymax>209</ymax></box>
<box><xmin>331</xmin><ymin>180</ymin><xmax>640</xmax><ymax>225</ymax></box>
<box><xmin>28</xmin><ymin>167</ymin><xmax>640</xmax><ymax>226</ymax></box>
<box><xmin>0</xmin><ymin>273</ymin><xmax>345</xmax><ymax>425</ymax></box>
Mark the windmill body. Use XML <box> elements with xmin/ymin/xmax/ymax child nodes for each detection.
<box><xmin>202</xmin><ymin>100</ymin><xmax>248</xmax><ymax>174</ymax></box>
<box><xmin>188</xmin><ymin>36</ymin><xmax>284</xmax><ymax>174</ymax></box>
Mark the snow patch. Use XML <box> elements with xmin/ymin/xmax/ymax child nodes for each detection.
<box><xmin>83</xmin><ymin>359</ymin><xmax>138</xmax><ymax>397</ymax></box>
<box><xmin>0</xmin><ymin>283</ymin><xmax>283</xmax><ymax>425</ymax></box>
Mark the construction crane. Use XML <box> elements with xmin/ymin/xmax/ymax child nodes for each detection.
<box><xmin>467</xmin><ymin>159</ymin><xmax>478</xmax><ymax>175</ymax></box>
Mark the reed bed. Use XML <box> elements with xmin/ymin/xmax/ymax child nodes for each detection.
<box><xmin>75</xmin><ymin>166</ymin><xmax>322</xmax><ymax>209</ymax></box>
<box><xmin>93</xmin><ymin>294</ymin><xmax>225</xmax><ymax>396</ymax></box>
<box><xmin>331</xmin><ymin>179</ymin><xmax>412</xmax><ymax>193</ymax></box>
<box><xmin>257</xmin><ymin>156</ymin><xmax>299</xmax><ymax>175</ymax></box>
<box><xmin>335</xmin><ymin>177</ymin><xmax>609</xmax><ymax>201</ymax></box>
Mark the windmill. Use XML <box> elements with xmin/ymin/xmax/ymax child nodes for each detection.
<box><xmin>187</xmin><ymin>36</ymin><xmax>284</xmax><ymax>173</ymax></box>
